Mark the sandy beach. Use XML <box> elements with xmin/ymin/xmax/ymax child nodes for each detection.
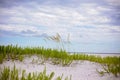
<box><xmin>0</xmin><ymin>55</ymin><xmax>120</xmax><ymax>80</ymax></box>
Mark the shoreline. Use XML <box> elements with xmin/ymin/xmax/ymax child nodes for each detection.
<box><xmin>68</xmin><ymin>53</ymin><xmax>120</xmax><ymax>57</ymax></box>
<box><xmin>87</xmin><ymin>53</ymin><xmax>120</xmax><ymax>57</ymax></box>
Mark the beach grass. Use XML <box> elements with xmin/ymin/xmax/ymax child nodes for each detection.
<box><xmin>0</xmin><ymin>45</ymin><xmax>120</xmax><ymax>77</ymax></box>
<box><xmin>0</xmin><ymin>65</ymin><xmax>71</xmax><ymax>80</ymax></box>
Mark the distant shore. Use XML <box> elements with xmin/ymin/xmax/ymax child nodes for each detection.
<box><xmin>68</xmin><ymin>52</ymin><xmax>120</xmax><ymax>57</ymax></box>
<box><xmin>68</xmin><ymin>52</ymin><xmax>120</xmax><ymax>54</ymax></box>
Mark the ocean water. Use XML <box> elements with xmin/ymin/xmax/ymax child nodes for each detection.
<box><xmin>87</xmin><ymin>53</ymin><xmax>120</xmax><ymax>57</ymax></box>
<box><xmin>68</xmin><ymin>52</ymin><xmax>120</xmax><ymax>57</ymax></box>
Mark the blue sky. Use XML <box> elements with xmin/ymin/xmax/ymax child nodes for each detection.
<box><xmin>0</xmin><ymin>0</ymin><xmax>120</xmax><ymax>53</ymax></box>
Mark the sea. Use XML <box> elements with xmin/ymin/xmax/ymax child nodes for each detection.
<box><xmin>68</xmin><ymin>52</ymin><xmax>120</xmax><ymax>57</ymax></box>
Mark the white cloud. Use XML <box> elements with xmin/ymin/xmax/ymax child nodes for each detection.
<box><xmin>106</xmin><ymin>0</ymin><xmax>120</xmax><ymax>6</ymax></box>
<box><xmin>0</xmin><ymin>3</ymin><xmax>111</xmax><ymax>27</ymax></box>
<box><xmin>0</xmin><ymin>24</ymin><xmax>39</xmax><ymax>34</ymax></box>
<box><xmin>9</xmin><ymin>17</ymin><xmax>27</xmax><ymax>23</ymax></box>
<box><xmin>0</xmin><ymin>2</ymin><xmax>119</xmax><ymax>43</ymax></box>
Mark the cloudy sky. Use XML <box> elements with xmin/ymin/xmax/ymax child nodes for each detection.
<box><xmin>0</xmin><ymin>0</ymin><xmax>120</xmax><ymax>53</ymax></box>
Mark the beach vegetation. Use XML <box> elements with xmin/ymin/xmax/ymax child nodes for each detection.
<box><xmin>0</xmin><ymin>45</ymin><xmax>120</xmax><ymax>77</ymax></box>
<box><xmin>0</xmin><ymin>66</ymin><xmax>72</xmax><ymax>80</ymax></box>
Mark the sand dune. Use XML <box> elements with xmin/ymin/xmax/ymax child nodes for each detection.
<box><xmin>0</xmin><ymin>55</ymin><xmax>120</xmax><ymax>80</ymax></box>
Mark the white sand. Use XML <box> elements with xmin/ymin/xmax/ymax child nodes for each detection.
<box><xmin>0</xmin><ymin>55</ymin><xmax>120</xmax><ymax>80</ymax></box>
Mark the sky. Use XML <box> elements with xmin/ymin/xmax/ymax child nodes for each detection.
<box><xmin>0</xmin><ymin>0</ymin><xmax>120</xmax><ymax>53</ymax></box>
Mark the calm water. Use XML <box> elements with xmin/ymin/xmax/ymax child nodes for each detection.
<box><xmin>68</xmin><ymin>52</ymin><xmax>120</xmax><ymax>57</ymax></box>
